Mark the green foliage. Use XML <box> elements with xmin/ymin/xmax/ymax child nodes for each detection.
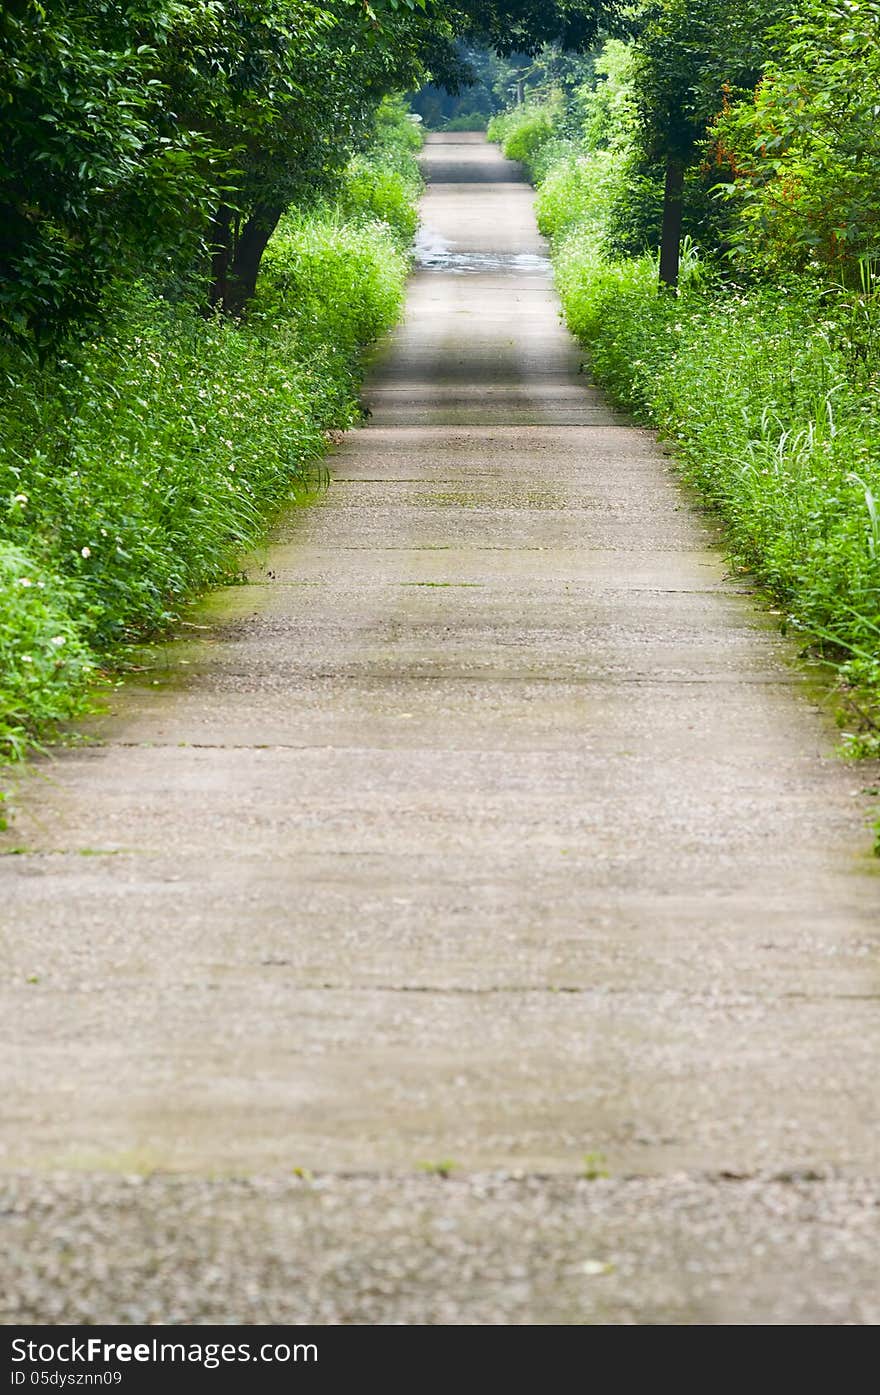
<box><xmin>602</xmin><ymin>156</ymin><xmax>733</xmax><ymax>260</ymax></box>
<box><xmin>629</xmin><ymin>0</ymin><xmax>787</xmax><ymax>165</ymax></box>
<box><xmin>488</xmin><ymin>105</ymin><xmax>548</xmax><ymax>163</ymax></box>
<box><xmin>1</xmin><ymin>3</ymin><xmax>619</xmax><ymax>340</ymax></box>
<box><xmin>512</xmin><ymin>42</ymin><xmax>660</xmax><ymax>258</ymax></box>
<box><xmin>0</xmin><ymin>543</ymin><xmax>93</xmax><ymax>759</ymax></box>
<box><xmin>713</xmin><ymin>0</ymin><xmax>880</xmax><ymax>279</ymax></box>
<box><xmin>335</xmin><ymin>163</ymin><xmax>421</xmax><ymax>244</ymax></box>
<box><xmin>255</xmin><ymin>214</ymin><xmax>409</xmax><ymax>356</ymax></box>
<box><xmin>372</xmin><ymin>96</ymin><xmax>425</xmax><ymax>166</ymax></box>
<box><xmin>333</xmin><ymin>102</ymin><xmax>424</xmax><ymax>246</ymax></box>
<box><xmin>601</xmin><ymin>156</ymin><xmax>666</xmax><ymax>258</ymax></box>
<box><xmin>489</xmin><ymin>38</ymin><xmax>729</xmax><ymax>261</ymax></box>
<box><xmin>444</xmin><ymin>112</ymin><xmax>490</xmax><ymax>130</ymax></box>
<box><xmin>0</xmin><ymin>1</ymin><xmax>432</xmax><ymax>342</ymax></box>
<box><xmin>449</xmin><ymin>1</ymin><xmax>624</xmax><ymax>58</ymax></box>
<box><xmin>1</xmin><ymin>288</ymin><xmax>326</xmax><ymax>653</ymax></box>
<box><xmin>534</xmin><ymin>150</ymin><xmax>615</xmax><ymax>239</ymax></box>
<box><xmin>581</xmin><ymin>1151</ymin><xmax>610</xmax><ymax>1180</ymax></box>
<box><xmin>417</xmin><ymin>1158</ymin><xmax>458</xmax><ymax>1177</ymax></box>
<box><xmin>487</xmin><ymin>101</ymin><xmax>561</xmax><ymax>173</ymax></box>
<box><xmin>0</xmin><ymin>0</ymin><xmax>218</xmax><ymax>345</ymax></box>
<box><xmin>574</xmin><ymin>38</ymin><xmax>636</xmax><ymax>154</ymax></box>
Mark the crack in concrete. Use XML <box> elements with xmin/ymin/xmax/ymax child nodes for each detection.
<box><xmin>143</xmin><ymin>671</ymin><xmax>804</xmax><ymax>686</ymax></box>
<box><xmin>0</xmin><ymin>1166</ymin><xmax>863</xmax><ymax>1188</ymax></box>
<box><xmin>251</xmin><ymin>978</ymin><xmax>880</xmax><ymax>1003</ymax></box>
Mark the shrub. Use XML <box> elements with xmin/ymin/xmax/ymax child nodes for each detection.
<box><xmin>487</xmin><ymin>32</ymin><xmax>880</xmax><ymax>739</ymax></box>
<box><xmin>488</xmin><ymin>104</ymin><xmax>558</xmax><ymax>172</ymax></box>
<box><xmin>254</xmin><ymin>214</ymin><xmax>410</xmax><ymax>357</ymax></box>
<box><xmin>535</xmin><ymin>150</ymin><xmax>615</xmax><ymax>240</ymax></box>
<box><xmin>335</xmin><ymin>160</ymin><xmax>421</xmax><ymax>246</ymax></box>
<box><xmin>711</xmin><ymin>0</ymin><xmax>880</xmax><ymax>281</ymax></box>
<box><xmin>0</xmin><ymin>286</ymin><xmax>336</xmax><ymax>651</ymax></box>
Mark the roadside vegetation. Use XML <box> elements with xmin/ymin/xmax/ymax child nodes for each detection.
<box><xmin>0</xmin><ymin>102</ymin><xmax>419</xmax><ymax>759</ymax></box>
<box><xmin>1</xmin><ymin>1</ymin><xmax>622</xmax><ymax>762</ymax></box>
<box><xmin>489</xmin><ymin>2</ymin><xmax>880</xmax><ymax>751</ymax></box>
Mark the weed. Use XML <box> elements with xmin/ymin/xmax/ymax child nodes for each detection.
<box><xmin>417</xmin><ymin>1159</ymin><xmax>458</xmax><ymax>1178</ymax></box>
<box><xmin>582</xmin><ymin>1151</ymin><xmax>610</xmax><ymax>1180</ymax></box>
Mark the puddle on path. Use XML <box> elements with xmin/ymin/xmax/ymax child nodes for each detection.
<box><xmin>415</xmin><ymin>226</ymin><xmax>550</xmax><ymax>275</ymax></box>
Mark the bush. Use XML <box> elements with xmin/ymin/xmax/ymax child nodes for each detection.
<box><xmin>711</xmin><ymin>0</ymin><xmax>880</xmax><ymax>281</ymax></box>
<box><xmin>334</xmin><ymin>100</ymin><xmax>422</xmax><ymax>248</ymax></box>
<box><xmin>535</xmin><ymin>150</ymin><xmax>615</xmax><ymax>240</ymax></box>
<box><xmin>487</xmin><ymin>104</ymin><xmax>558</xmax><ymax>172</ymax></box>
<box><xmin>1</xmin><ymin>285</ymin><xmax>332</xmax><ymax>655</ymax></box>
<box><xmin>254</xmin><ymin>214</ymin><xmax>410</xmax><ymax>356</ymax></box>
<box><xmin>336</xmin><ymin>162</ymin><xmax>421</xmax><ymax>246</ymax></box>
<box><xmin>488</xmin><ymin>34</ymin><xmax>880</xmax><ymax>740</ymax></box>
<box><xmin>601</xmin><ymin>157</ymin><xmax>665</xmax><ymax>258</ymax></box>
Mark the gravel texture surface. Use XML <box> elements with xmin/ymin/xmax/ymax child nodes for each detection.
<box><xmin>4</xmin><ymin>1172</ymin><xmax>879</xmax><ymax>1326</ymax></box>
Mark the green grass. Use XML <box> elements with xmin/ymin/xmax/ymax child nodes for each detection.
<box><xmin>0</xmin><ymin>123</ymin><xmax>421</xmax><ymax>761</ymax></box>
<box><xmin>444</xmin><ymin>113</ymin><xmax>489</xmax><ymax>132</ymax></box>
<box><xmin>534</xmin><ymin>150</ymin><xmax>615</xmax><ymax>242</ymax></box>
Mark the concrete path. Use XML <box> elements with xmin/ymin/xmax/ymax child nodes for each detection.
<box><xmin>3</xmin><ymin>134</ymin><xmax>880</xmax><ymax>1324</ymax></box>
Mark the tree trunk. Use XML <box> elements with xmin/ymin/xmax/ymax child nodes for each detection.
<box><xmin>658</xmin><ymin>155</ymin><xmax>685</xmax><ymax>292</ymax></box>
<box><xmin>208</xmin><ymin>203</ymin><xmax>282</xmax><ymax>315</ymax></box>
<box><xmin>208</xmin><ymin>204</ymin><xmax>234</xmax><ymax>311</ymax></box>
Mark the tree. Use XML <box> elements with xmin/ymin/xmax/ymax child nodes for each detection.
<box><xmin>0</xmin><ymin>0</ymin><xmax>623</xmax><ymax>340</ymax></box>
<box><xmin>629</xmin><ymin>0</ymin><xmax>786</xmax><ymax>288</ymax></box>
<box><xmin>200</xmin><ymin>1</ymin><xmax>438</xmax><ymax>312</ymax></box>
<box><xmin>0</xmin><ymin>1</ymin><xmax>434</xmax><ymax>332</ymax></box>
<box><xmin>452</xmin><ymin>0</ymin><xmax>624</xmax><ymax>55</ymax></box>
<box><xmin>0</xmin><ymin>0</ymin><xmax>220</xmax><ymax>345</ymax></box>
<box><xmin>711</xmin><ymin>0</ymin><xmax>880</xmax><ymax>281</ymax></box>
